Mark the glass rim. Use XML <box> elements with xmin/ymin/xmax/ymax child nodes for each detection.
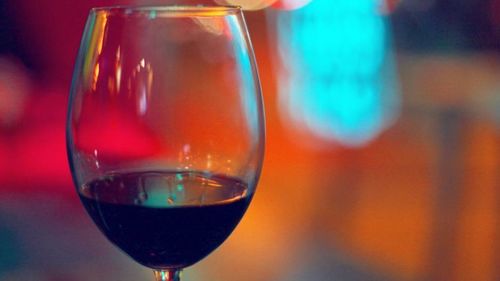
<box><xmin>91</xmin><ymin>5</ymin><xmax>242</xmax><ymax>16</ymax></box>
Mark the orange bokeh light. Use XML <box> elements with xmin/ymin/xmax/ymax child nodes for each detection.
<box><xmin>215</xmin><ymin>0</ymin><xmax>279</xmax><ymax>11</ymax></box>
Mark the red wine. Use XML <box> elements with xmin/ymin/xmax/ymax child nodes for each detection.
<box><xmin>78</xmin><ymin>171</ymin><xmax>251</xmax><ymax>269</ymax></box>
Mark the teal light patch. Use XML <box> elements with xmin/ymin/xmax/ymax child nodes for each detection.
<box><xmin>149</xmin><ymin>10</ymin><xmax>157</xmax><ymax>19</ymax></box>
<box><xmin>272</xmin><ymin>0</ymin><xmax>400</xmax><ymax>147</ymax></box>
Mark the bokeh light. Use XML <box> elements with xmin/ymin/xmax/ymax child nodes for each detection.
<box><xmin>215</xmin><ymin>0</ymin><xmax>279</xmax><ymax>11</ymax></box>
<box><xmin>270</xmin><ymin>0</ymin><xmax>400</xmax><ymax>147</ymax></box>
<box><xmin>271</xmin><ymin>0</ymin><xmax>312</xmax><ymax>10</ymax></box>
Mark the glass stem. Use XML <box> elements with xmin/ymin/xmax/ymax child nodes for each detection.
<box><xmin>154</xmin><ymin>269</ymin><xmax>182</xmax><ymax>281</ymax></box>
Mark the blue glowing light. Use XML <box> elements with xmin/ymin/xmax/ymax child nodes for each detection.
<box><xmin>271</xmin><ymin>0</ymin><xmax>400</xmax><ymax>147</ymax></box>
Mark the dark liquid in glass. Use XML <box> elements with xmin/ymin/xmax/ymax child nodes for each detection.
<box><xmin>78</xmin><ymin>171</ymin><xmax>250</xmax><ymax>269</ymax></box>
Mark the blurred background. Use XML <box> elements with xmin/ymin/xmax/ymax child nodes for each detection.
<box><xmin>1</xmin><ymin>0</ymin><xmax>500</xmax><ymax>280</ymax></box>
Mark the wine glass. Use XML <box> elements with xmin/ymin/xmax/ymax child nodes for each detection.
<box><xmin>66</xmin><ymin>5</ymin><xmax>264</xmax><ymax>281</ymax></box>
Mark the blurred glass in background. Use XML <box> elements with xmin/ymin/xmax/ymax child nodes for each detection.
<box><xmin>1</xmin><ymin>0</ymin><xmax>500</xmax><ymax>280</ymax></box>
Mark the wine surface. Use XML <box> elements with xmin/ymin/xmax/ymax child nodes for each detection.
<box><xmin>78</xmin><ymin>171</ymin><xmax>250</xmax><ymax>269</ymax></box>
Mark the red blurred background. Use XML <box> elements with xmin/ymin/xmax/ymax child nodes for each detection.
<box><xmin>1</xmin><ymin>0</ymin><xmax>500</xmax><ymax>280</ymax></box>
